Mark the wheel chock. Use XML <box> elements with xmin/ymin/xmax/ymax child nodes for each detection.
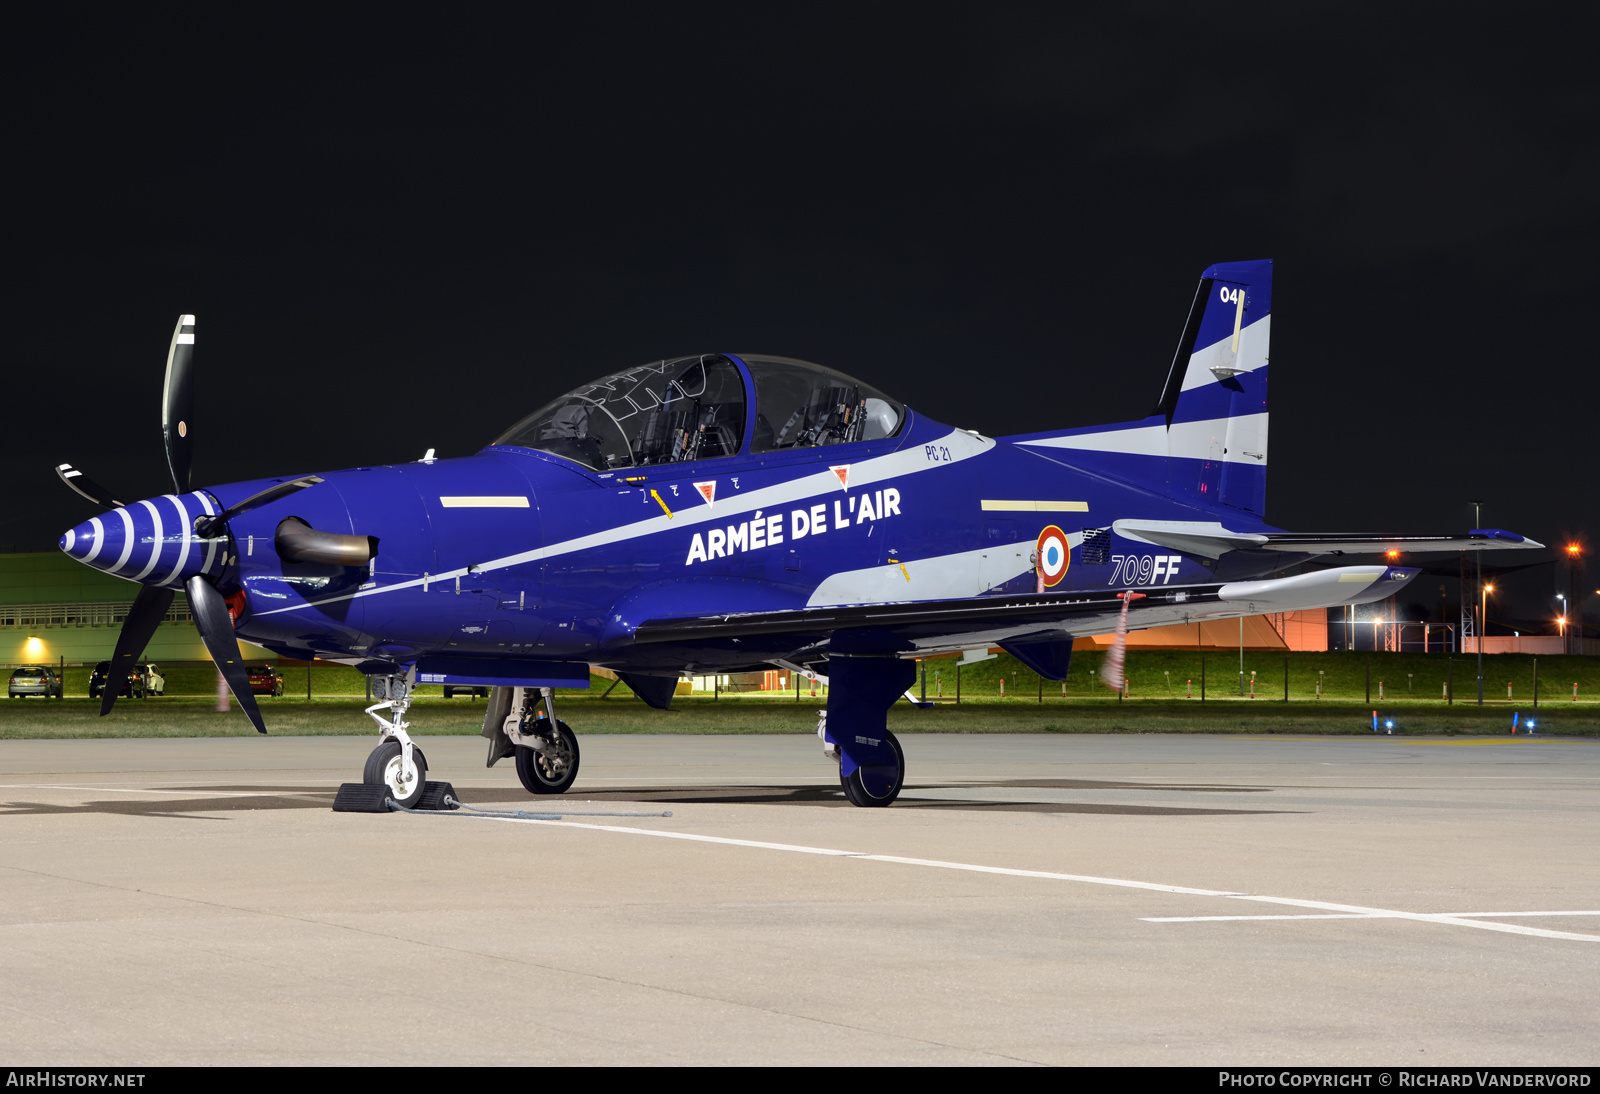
<box><xmin>331</xmin><ymin>780</ymin><xmax>460</xmax><ymax>813</ymax></box>
<box><xmin>332</xmin><ymin>783</ymin><xmax>392</xmax><ymax>812</ymax></box>
<box><xmin>416</xmin><ymin>781</ymin><xmax>459</xmax><ymax>811</ymax></box>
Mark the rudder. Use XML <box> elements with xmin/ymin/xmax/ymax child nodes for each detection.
<box><xmin>1152</xmin><ymin>259</ymin><xmax>1272</xmax><ymax>516</ymax></box>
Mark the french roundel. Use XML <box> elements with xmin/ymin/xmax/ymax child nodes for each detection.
<box><xmin>1036</xmin><ymin>525</ymin><xmax>1070</xmax><ymax>587</ymax></box>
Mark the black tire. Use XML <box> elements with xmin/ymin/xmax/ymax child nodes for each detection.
<box><xmin>514</xmin><ymin>719</ymin><xmax>580</xmax><ymax>795</ymax></box>
<box><xmin>840</xmin><ymin>730</ymin><xmax>905</xmax><ymax>807</ymax></box>
<box><xmin>362</xmin><ymin>739</ymin><xmax>429</xmax><ymax>808</ymax></box>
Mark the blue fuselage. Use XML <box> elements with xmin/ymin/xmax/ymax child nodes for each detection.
<box><xmin>175</xmin><ymin>406</ymin><xmax>1281</xmax><ymax>674</ymax></box>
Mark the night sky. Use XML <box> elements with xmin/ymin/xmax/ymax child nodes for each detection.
<box><xmin>9</xmin><ymin>8</ymin><xmax>1597</xmax><ymax>627</ymax></box>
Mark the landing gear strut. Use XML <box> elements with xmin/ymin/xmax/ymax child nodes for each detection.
<box><xmin>821</xmin><ymin>656</ymin><xmax>914</xmax><ymax>807</ymax></box>
<box><xmin>362</xmin><ymin>672</ymin><xmax>428</xmax><ymax>808</ymax></box>
<box><xmin>492</xmin><ymin>686</ymin><xmax>581</xmax><ymax>795</ymax></box>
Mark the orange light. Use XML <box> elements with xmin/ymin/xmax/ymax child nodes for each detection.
<box><xmin>1385</xmin><ymin>549</ymin><xmax>1400</xmax><ymax>560</ymax></box>
<box><xmin>1568</xmin><ymin>544</ymin><xmax>1582</xmax><ymax>556</ymax></box>
<box><xmin>1485</xmin><ymin>584</ymin><xmax>1495</xmax><ymax>594</ymax></box>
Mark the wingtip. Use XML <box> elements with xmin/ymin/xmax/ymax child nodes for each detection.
<box><xmin>1469</xmin><ymin>528</ymin><xmax>1544</xmax><ymax>549</ymax></box>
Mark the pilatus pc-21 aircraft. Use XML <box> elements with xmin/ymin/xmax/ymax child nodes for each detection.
<box><xmin>56</xmin><ymin>260</ymin><xmax>1540</xmax><ymax>807</ymax></box>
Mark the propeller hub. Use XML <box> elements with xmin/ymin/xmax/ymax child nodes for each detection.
<box><xmin>59</xmin><ymin>492</ymin><xmax>226</xmax><ymax>588</ymax></box>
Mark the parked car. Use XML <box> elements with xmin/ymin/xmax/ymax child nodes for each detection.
<box><xmin>89</xmin><ymin>661</ymin><xmax>146</xmax><ymax>699</ymax></box>
<box><xmin>140</xmin><ymin>664</ymin><xmax>166</xmax><ymax>696</ymax></box>
<box><xmin>9</xmin><ymin>666</ymin><xmax>63</xmax><ymax>699</ymax></box>
<box><xmin>248</xmin><ymin>665</ymin><xmax>284</xmax><ymax>696</ymax></box>
<box><xmin>442</xmin><ymin>685</ymin><xmax>490</xmax><ymax>699</ymax></box>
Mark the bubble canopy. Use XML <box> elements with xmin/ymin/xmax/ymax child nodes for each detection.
<box><xmin>493</xmin><ymin>354</ymin><xmax>904</xmax><ymax>470</ymax></box>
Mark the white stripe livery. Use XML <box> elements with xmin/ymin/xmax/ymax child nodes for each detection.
<box><xmin>258</xmin><ymin>428</ymin><xmax>995</xmax><ymax>616</ymax></box>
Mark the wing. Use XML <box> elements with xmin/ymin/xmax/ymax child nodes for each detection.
<box><xmin>631</xmin><ymin>588</ymin><xmax>1188</xmax><ymax>645</ymax></box>
<box><xmin>629</xmin><ymin>563</ymin><xmax>1422</xmax><ymax>650</ymax></box>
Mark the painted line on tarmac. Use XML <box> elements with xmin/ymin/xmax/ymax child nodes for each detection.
<box><xmin>455</xmin><ymin>814</ymin><xmax>1600</xmax><ymax>944</ymax></box>
<box><xmin>1241</xmin><ymin>737</ymin><xmax>1548</xmax><ymax>747</ymax></box>
<box><xmin>0</xmin><ymin>784</ymin><xmax>286</xmax><ymax>797</ymax></box>
<box><xmin>1145</xmin><ymin>911</ymin><xmax>1600</xmax><ymax>923</ymax></box>
<box><xmin>1147</xmin><ymin>913</ymin><xmax>1394</xmax><ymax>922</ymax></box>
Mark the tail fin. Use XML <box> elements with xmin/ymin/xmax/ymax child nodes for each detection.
<box><xmin>1152</xmin><ymin>259</ymin><xmax>1271</xmax><ymax>515</ymax></box>
<box><xmin>1013</xmin><ymin>259</ymin><xmax>1272</xmax><ymax>517</ymax></box>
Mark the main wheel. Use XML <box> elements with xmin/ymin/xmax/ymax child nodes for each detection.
<box><xmin>841</xmin><ymin>730</ymin><xmax>905</xmax><ymax>807</ymax></box>
<box><xmin>363</xmin><ymin>739</ymin><xmax>429</xmax><ymax>808</ymax></box>
<box><xmin>514</xmin><ymin>719</ymin><xmax>580</xmax><ymax>795</ymax></box>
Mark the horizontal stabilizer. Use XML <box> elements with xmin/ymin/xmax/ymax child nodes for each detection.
<box><xmin>1254</xmin><ymin>528</ymin><xmax>1543</xmax><ymax>554</ymax></box>
<box><xmin>1114</xmin><ymin>520</ymin><xmax>1543</xmax><ymax>560</ymax></box>
<box><xmin>1112</xmin><ymin>520</ymin><xmax>1266</xmax><ymax>559</ymax></box>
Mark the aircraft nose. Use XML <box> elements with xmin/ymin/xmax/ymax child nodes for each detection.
<box><xmin>58</xmin><ymin>493</ymin><xmax>224</xmax><ymax>587</ymax></box>
<box><xmin>60</xmin><ymin>515</ymin><xmax>106</xmax><ymax>562</ymax></box>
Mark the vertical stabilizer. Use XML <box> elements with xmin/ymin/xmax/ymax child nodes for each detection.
<box><xmin>1013</xmin><ymin>259</ymin><xmax>1272</xmax><ymax>518</ymax></box>
<box><xmin>1154</xmin><ymin>259</ymin><xmax>1271</xmax><ymax>515</ymax></box>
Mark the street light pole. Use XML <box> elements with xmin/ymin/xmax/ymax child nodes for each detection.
<box><xmin>1568</xmin><ymin>545</ymin><xmax>1583</xmax><ymax>655</ymax></box>
<box><xmin>1479</xmin><ymin>583</ymin><xmax>1493</xmax><ymax>706</ymax></box>
<box><xmin>1472</xmin><ymin>501</ymin><xmax>1483</xmax><ymax>706</ymax></box>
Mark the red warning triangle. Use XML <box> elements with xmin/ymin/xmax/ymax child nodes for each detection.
<box><xmin>830</xmin><ymin>465</ymin><xmax>850</xmax><ymax>490</ymax></box>
<box><xmin>693</xmin><ymin>481</ymin><xmax>716</xmax><ymax>508</ymax></box>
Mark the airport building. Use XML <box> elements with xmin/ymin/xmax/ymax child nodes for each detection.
<box><xmin>0</xmin><ymin>550</ymin><xmax>273</xmax><ymax>668</ymax></box>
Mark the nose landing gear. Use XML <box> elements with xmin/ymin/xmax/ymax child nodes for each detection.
<box><xmin>362</xmin><ymin>672</ymin><xmax>428</xmax><ymax>808</ymax></box>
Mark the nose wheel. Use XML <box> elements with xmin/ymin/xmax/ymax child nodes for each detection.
<box><xmin>364</xmin><ymin>737</ymin><xmax>429</xmax><ymax>809</ymax></box>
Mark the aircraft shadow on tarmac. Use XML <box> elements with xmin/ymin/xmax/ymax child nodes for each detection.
<box><xmin>0</xmin><ymin>778</ymin><xmax>1297</xmax><ymax>819</ymax></box>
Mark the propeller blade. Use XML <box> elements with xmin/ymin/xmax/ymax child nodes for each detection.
<box><xmin>99</xmin><ymin>584</ymin><xmax>175</xmax><ymax>716</ymax></box>
<box><xmin>162</xmin><ymin>314</ymin><xmax>196</xmax><ymax>495</ymax></box>
<box><xmin>55</xmin><ymin>463</ymin><xmax>126</xmax><ymax>510</ymax></box>
<box><xmin>186</xmin><ymin>574</ymin><xmax>267</xmax><ymax>734</ymax></box>
<box><xmin>1101</xmin><ymin>591</ymin><xmax>1145</xmax><ymax>694</ymax></box>
<box><xmin>195</xmin><ymin>475</ymin><xmax>324</xmax><ymax>538</ymax></box>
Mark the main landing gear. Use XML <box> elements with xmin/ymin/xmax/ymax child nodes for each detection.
<box><xmin>362</xmin><ymin>672</ymin><xmax>429</xmax><ymax>809</ymax></box>
<box><xmin>482</xmin><ymin>685</ymin><xmax>580</xmax><ymax>795</ymax></box>
<box><xmin>819</xmin><ymin>656</ymin><xmax>915</xmax><ymax>807</ymax></box>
